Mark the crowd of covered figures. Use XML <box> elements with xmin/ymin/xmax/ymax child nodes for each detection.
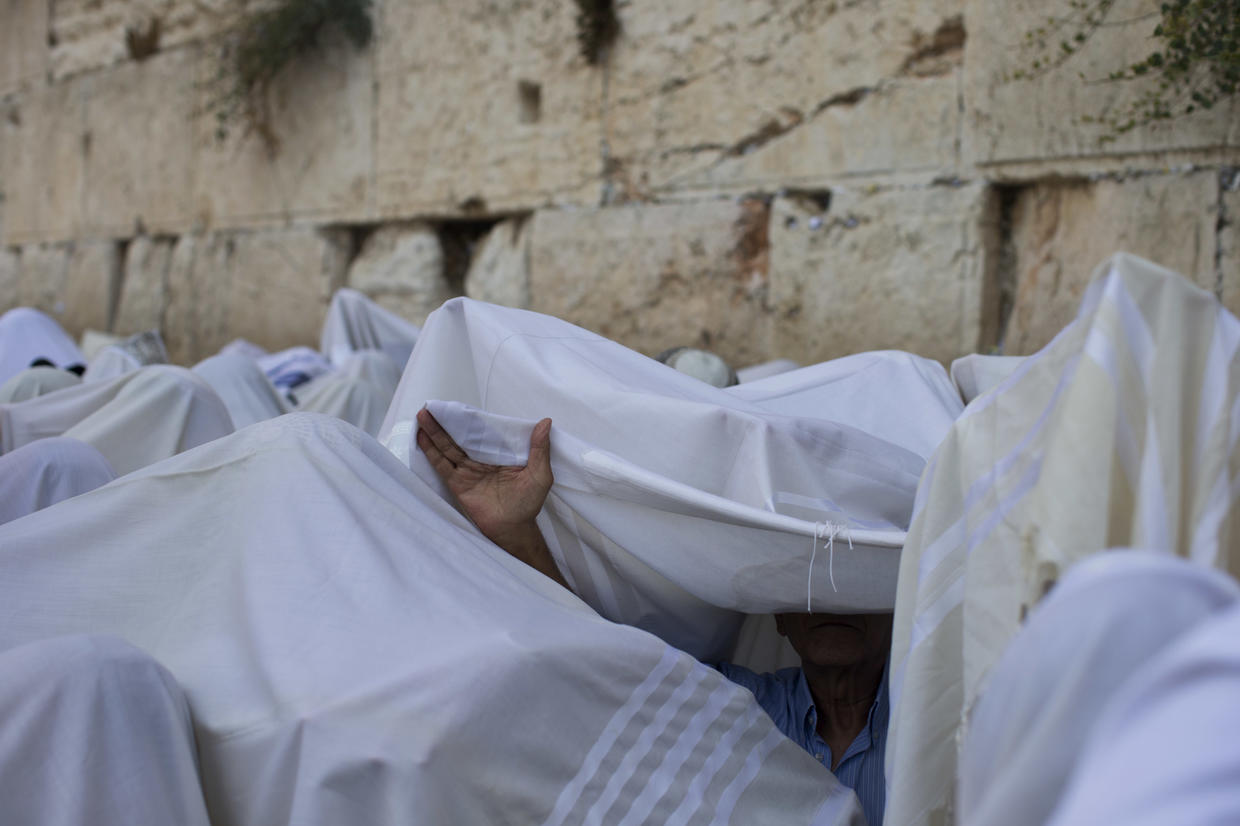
<box><xmin>0</xmin><ymin>252</ymin><xmax>1236</xmax><ymax>825</ymax></box>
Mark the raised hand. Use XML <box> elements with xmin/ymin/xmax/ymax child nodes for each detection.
<box><xmin>415</xmin><ymin>407</ymin><xmax>568</xmax><ymax>589</ymax></box>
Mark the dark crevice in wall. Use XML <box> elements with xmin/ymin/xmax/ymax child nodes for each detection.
<box><xmin>438</xmin><ymin>218</ymin><xmax>504</xmax><ymax>295</ymax></box>
<box><xmin>900</xmin><ymin>15</ymin><xmax>966</xmax><ymax>77</ymax></box>
<box><xmin>1217</xmin><ymin>168</ymin><xmax>1237</xmax><ymax>299</ymax></box>
<box><xmin>993</xmin><ymin>183</ymin><xmax>1026</xmax><ymax>353</ymax></box>
<box><xmin>107</xmin><ymin>238</ymin><xmax>129</xmax><ymax>333</ymax></box>
<box><xmin>724</xmin><ymin>108</ymin><xmax>805</xmax><ymax>157</ymax></box>
<box><xmin>811</xmin><ymin>86</ymin><xmax>873</xmax><ymax>115</ymax></box>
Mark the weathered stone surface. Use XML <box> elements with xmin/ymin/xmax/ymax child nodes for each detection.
<box><xmin>0</xmin><ymin>247</ymin><xmax>19</xmax><ymax>310</ymax></box>
<box><xmin>375</xmin><ymin>0</ymin><xmax>601</xmax><ymax>216</ymax></box>
<box><xmin>768</xmin><ymin>182</ymin><xmax>997</xmax><ymax>365</ymax></box>
<box><xmin>164</xmin><ymin>228</ymin><xmax>350</xmax><ymax>364</ymax></box>
<box><xmin>15</xmin><ymin>243</ymin><xmax>71</xmax><ymax>316</ymax></box>
<box><xmin>464</xmin><ymin>218</ymin><xmax>531</xmax><ymax>309</ymax></box>
<box><xmin>0</xmin><ymin>0</ymin><xmax>48</xmax><ymax>95</ymax></box>
<box><xmin>114</xmin><ymin>235</ymin><xmax>174</xmax><ymax>335</ymax></box>
<box><xmin>604</xmin><ymin>1</ymin><xmax>963</xmax><ymax>195</ymax></box>
<box><xmin>83</xmin><ymin>46</ymin><xmax>197</xmax><ymax>238</ymax></box>
<box><xmin>194</xmin><ymin>32</ymin><xmax>373</xmax><ymax>229</ymax></box>
<box><xmin>527</xmin><ymin>199</ymin><xmax>775</xmax><ymax>367</ymax></box>
<box><xmin>963</xmin><ymin>0</ymin><xmax>1238</xmax><ymax>168</ymax></box>
<box><xmin>61</xmin><ymin>240</ymin><xmax>123</xmax><ymax>336</ymax></box>
<box><xmin>1001</xmin><ymin>171</ymin><xmax>1220</xmax><ymax>355</ymax></box>
<box><xmin>49</xmin><ymin>0</ymin><xmax>264</xmax><ymax>80</ymax></box>
<box><xmin>1219</xmin><ymin>177</ymin><xmax>1240</xmax><ymax>319</ymax></box>
<box><xmin>3</xmin><ymin>80</ymin><xmax>86</xmax><ymax>244</ymax></box>
<box><xmin>346</xmin><ymin>222</ymin><xmax>455</xmax><ymax>326</ymax></box>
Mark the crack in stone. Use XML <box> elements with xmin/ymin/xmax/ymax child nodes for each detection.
<box><xmin>900</xmin><ymin>16</ymin><xmax>966</xmax><ymax>78</ymax></box>
<box><xmin>724</xmin><ymin>108</ymin><xmax>805</xmax><ymax>157</ymax></box>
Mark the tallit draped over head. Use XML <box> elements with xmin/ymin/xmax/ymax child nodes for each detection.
<box><xmin>958</xmin><ymin>551</ymin><xmax>1240</xmax><ymax>826</ymax></box>
<box><xmin>295</xmin><ymin>350</ymin><xmax>403</xmax><ymax>436</ymax></box>
<box><xmin>0</xmin><ymin>365</ymin><xmax>233</xmax><ymax>475</ymax></box>
<box><xmin>380</xmin><ymin>298</ymin><xmax>963</xmax><ymax>661</ymax></box>
<box><xmin>0</xmin><ymin>413</ymin><xmax>865</xmax><ymax>826</ymax></box>
<box><xmin>1047</xmin><ymin>600</ymin><xmax>1240</xmax><ymax>826</ymax></box>
<box><xmin>0</xmin><ymin>635</ymin><xmax>211</xmax><ymax>826</ymax></box>
<box><xmin>0</xmin><ymin>437</ymin><xmax>117</xmax><ymax>526</ymax></box>
<box><xmin>192</xmin><ymin>352</ymin><xmax>290</xmax><ymax>430</ymax></box>
<box><xmin>320</xmin><ymin>287</ymin><xmax>420</xmax><ymax>369</ymax></box>
<box><xmin>0</xmin><ymin>307</ymin><xmax>84</xmax><ymax>386</ymax></box>
<box><xmin>0</xmin><ymin>366</ymin><xmax>81</xmax><ymax>403</ymax></box>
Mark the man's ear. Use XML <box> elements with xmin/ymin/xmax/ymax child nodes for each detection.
<box><xmin>774</xmin><ymin>614</ymin><xmax>787</xmax><ymax>638</ymax></box>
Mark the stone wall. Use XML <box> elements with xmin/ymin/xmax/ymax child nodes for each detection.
<box><xmin>1</xmin><ymin>0</ymin><xmax>1236</xmax><ymax>367</ymax></box>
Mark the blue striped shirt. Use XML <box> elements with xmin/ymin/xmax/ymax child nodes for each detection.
<box><xmin>717</xmin><ymin>663</ymin><xmax>888</xmax><ymax>826</ymax></box>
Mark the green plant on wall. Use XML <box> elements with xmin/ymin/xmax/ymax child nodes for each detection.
<box><xmin>573</xmin><ymin>0</ymin><xmax>620</xmax><ymax>64</ymax></box>
<box><xmin>1010</xmin><ymin>0</ymin><xmax>1238</xmax><ymax>140</ymax></box>
<box><xmin>208</xmin><ymin>0</ymin><xmax>373</xmax><ymax>154</ymax></box>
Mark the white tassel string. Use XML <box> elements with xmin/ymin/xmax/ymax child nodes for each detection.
<box><xmin>810</xmin><ymin>521</ymin><xmax>848</xmax><ymax>611</ymax></box>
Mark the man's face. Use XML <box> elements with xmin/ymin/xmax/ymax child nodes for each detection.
<box><xmin>774</xmin><ymin>612</ymin><xmax>894</xmax><ymax>669</ymax></box>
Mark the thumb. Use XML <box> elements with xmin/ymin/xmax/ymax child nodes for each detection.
<box><xmin>528</xmin><ymin>418</ymin><xmax>554</xmax><ymax>487</ymax></box>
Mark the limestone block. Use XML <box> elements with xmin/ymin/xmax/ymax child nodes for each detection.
<box><xmin>604</xmin><ymin>0</ymin><xmax>963</xmax><ymax>194</ymax></box>
<box><xmin>767</xmin><ymin>182</ymin><xmax>997</xmax><ymax>365</ymax></box>
<box><xmin>678</xmin><ymin>76</ymin><xmax>959</xmax><ymax>193</ymax></box>
<box><xmin>0</xmin><ymin>247</ymin><xmax>19</xmax><ymax>310</ymax></box>
<box><xmin>0</xmin><ymin>0</ymin><xmax>48</xmax><ymax>95</ymax></box>
<box><xmin>60</xmin><ymin>240</ymin><xmax>123</xmax><ymax>336</ymax></box>
<box><xmin>194</xmin><ymin>32</ymin><xmax>373</xmax><ymax>228</ymax></box>
<box><xmin>527</xmin><ymin>199</ymin><xmax>776</xmax><ymax>367</ymax></box>
<box><xmin>375</xmin><ymin>0</ymin><xmax>601</xmax><ymax>215</ymax></box>
<box><xmin>1001</xmin><ymin>171</ymin><xmax>1220</xmax><ymax>355</ymax></box>
<box><xmin>464</xmin><ymin>218</ymin><xmax>531</xmax><ymax>309</ymax></box>
<box><xmin>347</xmin><ymin>222</ymin><xmax>455</xmax><ymax>325</ymax></box>
<box><xmin>83</xmin><ymin>47</ymin><xmax>197</xmax><ymax>238</ymax></box>
<box><xmin>3</xmin><ymin>80</ymin><xmax>86</xmax><ymax>244</ymax></box>
<box><xmin>963</xmin><ymin>0</ymin><xmax>1238</xmax><ymax>167</ymax></box>
<box><xmin>50</xmin><ymin>0</ymin><xmax>263</xmax><ymax>80</ymax></box>
<box><xmin>1217</xmin><ymin>180</ymin><xmax>1239</xmax><ymax>319</ymax></box>
<box><xmin>15</xmin><ymin>244</ymin><xmax>71</xmax><ymax>315</ymax></box>
<box><xmin>164</xmin><ymin>228</ymin><xmax>349</xmax><ymax>364</ymax></box>
<box><xmin>114</xmin><ymin>235</ymin><xmax>173</xmax><ymax>335</ymax></box>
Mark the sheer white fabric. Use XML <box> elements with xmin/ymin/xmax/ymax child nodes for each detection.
<box><xmin>0</xmin><ymin>365</ymin><xmax>234</xmax><ymax>475</ymax></box>
<box><xmin>959</xmin><ymin>552</ymin><xmax>1240</xmax><ymax>826</ymax></box>
<box><xmin>0</xmin><ymin>413</ymin><xmax>864</xmax><ymax>826</ymax></box>
<box><xmin>320</xmin><ymin>287</ymin><xmax>420</xmax><ymax>369</ymax></box>
<box><xmin>380</xmin><ymin>299</ymin><xmax>948</xmax><ymax>661</ymax></box>
<box><xmin>886</xmin><ymin>254</ymin><xmax>1240</xmax><ymax>825</ymax></box>
<box><xmin>948</xmin><ymin>353</ymin><xmax>1025</xmax><ymax>405</ymax></box>
<box><xmin>0</xmin><ymin>308</ymin><xmax>84</xmax><ymax>385</ymax></box>
<box><xmin>193</xmin><ymin>353</ymin><xmax>290</xmax><ymax>429</ymax></box>
<box><xmin>0</xmin><ymin>366</ymin><xmax>80</xmax><ymax>403</ymax></box>
<box><xmin>0</xmin><ymin>437</ymin><xmax>117</xmax><ymax>525</ymax></box>
<box><xmin>256</xmin><ymin>346</ymin><xmax>333</xmax><ymax>395</ymax></box>
<box><xmin>295</xmin><ymin>350</ymin><xmax>403</xmax><ymax>436</ymax></box>
<box><xmin>725</xmin><ymin>351</ymin><xmax>963</xmax><ymax>458</ymax></box>
<box><xmin>1048</xmin><ymin>600</ymin><xmax>1240</xmax><ymax>826</ymax></box>
<box><xmin>83</xmin><ymin>345</ymin><xmax>142</xmax><ymax>383</ymax></box>
<box><xmin>0</xmin><ymin>635</ymin><xmax>211</xmax><ymax>826</ymax></box>
<box><xmin>737</xmin><ymin>358</ymin><xmax>800</xmax><ymax>383</ymax></box>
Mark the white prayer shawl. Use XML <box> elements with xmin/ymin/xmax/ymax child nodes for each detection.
<box><xmin>256</xmin><ymin>346</ymin><xmax>334</xmax><ymax>395</ymax></box>
<box><xmin>0</xmin><ymin>635</ymin><xmax>211</xmax><ymax>826</ymax></box>
<box><xmin>0</xmin><ymin>437</ymin><xmax>117</xmax><ymax>526</ymax></box>
<box><xmin>1047</xmin><ymin>600</ymin><xmax>1240</xmax><ymax>826</ymax></box>
<box><xmin>0</xmin><ymin>414</ymin><xmax>864</xmax><ymax>826</ymax></box>
<box><xmin>321</xmin><ymin>287</ymin><xmax>421</xmax><ymax>369</ymax></box>
<box><xmin>885</xmin><ymin>253</ymin><xmax>1240</xmax><ymax>826</ymax></box>
<box><xmin>295</xmin><ymin>350</ymin><xmax>403</xmax><ymax>436</ymax></box>
<box><xmin>380</xmin><ymin>299</ymin><xmax>939</xmax><ymax>661</ymax></box>
<box><xmin>0</xmin><ymin>307</ymin><xmax>84</xmax><ymax>385</ymax></box>
<box><xmin>958</xmin><ymin>552</ymin><xmax>1240</xmax><ymax>826</ymax></box>
<box><xmin>83</xmin><ymin>330</ymin><xmax>169</xmax><ymax>384</ymax></box>
<box><xmin>0</xmin><ymin>365</ymin><xmax>234</xmax><ymax>475</ymax></box>
<box><xmin>725</xmin><ymin>351</ymin><xmax>964</xmax><ymax>459</ymax></box>
<box><xmin>948</xmin><ymin>354</ymin><xmax>1025</xmax><ymax>405</ymax></box>
<box><xmin>736</xmin><ymin>358</ymin><xmax>801</xmax><ymax>383</ymax></box>
<box><xmin>0</xmin><ymin>366</ymin><xmax>80</xmax><ymax>403</ymax></box>
<box><xmin>83</xmin><ymin>345</ymin><xmax>142</xmax><ymax>383</ymax></box>
<box><xmin>193</xmin><ymin>353</ymin><xmax>290</xmax><ymax>430</ymax></box>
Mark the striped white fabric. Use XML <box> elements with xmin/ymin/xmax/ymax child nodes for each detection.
<box><xmin>0</xmin><ymin>414</ymin><xmax>864</xmax><ymax>826</ymax></box>
<box><xmin>885</xmin><ymin>253</ymin><xmax>1240</xmax><ymax>825</ymax></box>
